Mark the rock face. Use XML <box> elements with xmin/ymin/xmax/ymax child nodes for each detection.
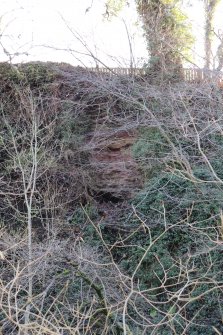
<box><xmin>50</xmin><ymin>63</ymin><xmax>143</xmax><ymax>201</ymax></box>
<box><xmin>89</xmin><ymin>129</ymin><xmax>142</xmax><ymax>200</ymax></box>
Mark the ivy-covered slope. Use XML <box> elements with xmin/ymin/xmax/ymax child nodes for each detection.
<box><xmin>0</xmin><ymin>62</ymin><xmax>223</xmax><ymax>335</ymax></box>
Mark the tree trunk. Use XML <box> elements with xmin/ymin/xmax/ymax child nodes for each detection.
<box><xmin>204</xmin><ymin>0</ymin><xmax>220</xmax><ymax>69</ymax></box>
<box><xmin>137</xmin><ymin>0</ymin><xmax>184</xmax><ymax>82</ymax></box>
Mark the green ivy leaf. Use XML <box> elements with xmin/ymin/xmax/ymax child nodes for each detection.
<box><xmin>149</xmin><ymin>309</ymin><xmax>157</xmax><ymax>318</ymax></box>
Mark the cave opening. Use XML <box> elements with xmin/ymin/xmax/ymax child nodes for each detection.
<box><xmin>93</xmin><ymin>191</ymin><xmax>123</xmax><ymax>204</ymax></box>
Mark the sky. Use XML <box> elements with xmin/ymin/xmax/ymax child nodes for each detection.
<box><xmin>1</xmin><ymin>0</ymin><xmax>223</xmax><ymax>68</ymax></box>
<box><xmin>0</xmin><ymin>0</ymin><xmax>147</xmax><ymax>67</ymax></box>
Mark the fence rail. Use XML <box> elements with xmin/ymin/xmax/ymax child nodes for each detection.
<box><xmin>88</xmin><ymin>67</ymin><xmax>223</xmax><ymax>84</ymax></box>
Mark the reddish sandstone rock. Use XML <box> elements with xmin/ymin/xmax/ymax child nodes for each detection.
<box><xmin>89</xmin><ymin>129</ymin><xmax>142</xmax><ymax>199</ymax></box>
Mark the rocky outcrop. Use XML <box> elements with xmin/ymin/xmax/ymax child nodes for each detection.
<box><xmin>0</xmin><ymin>62</ymin><xmax>143</xmax><ymax>206</ymax></box>
<box><xmin>88</xmin><ymin>129</ymin><xmax>142</xmax><ymax>200</ymax></box>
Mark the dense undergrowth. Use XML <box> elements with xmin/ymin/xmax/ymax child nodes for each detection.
<box><xmin>0</xmin><ymin>62</ymin><xmax>223</xmax><ymax>334</ymax></box>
